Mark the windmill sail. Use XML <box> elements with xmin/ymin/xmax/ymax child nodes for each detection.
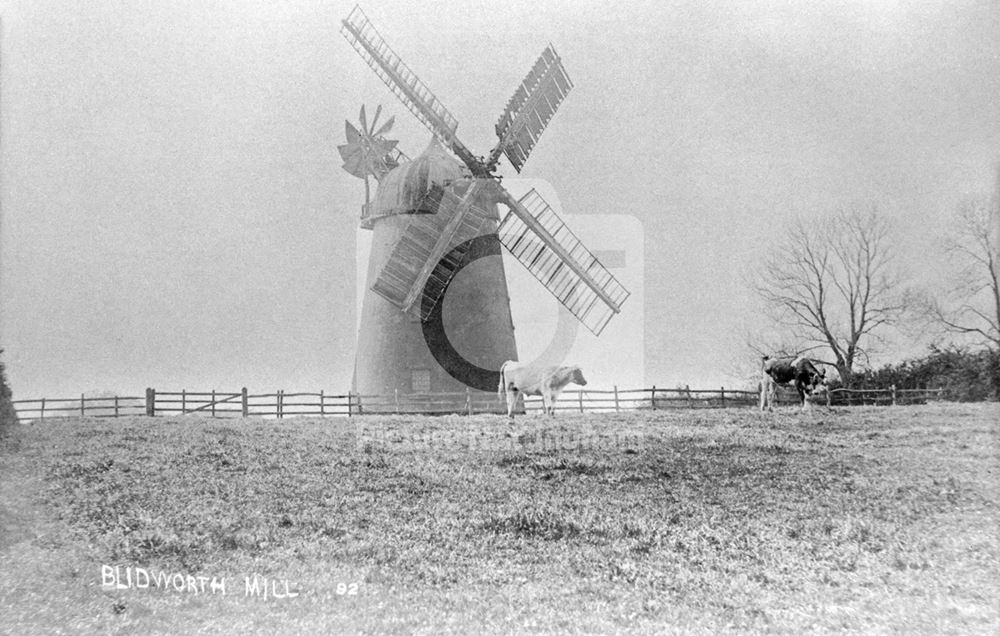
<box><xmin>341</xmin><ymin>5</ymin><xmax>480</xmax><ymax>172</ymax></box>
<box><xmin>491</xmin><ymin>45</ymin><xmax>573</xmax><ymax>173</ymax></box>
<box><xmin>371</xmin><ymin>180</ymin><xmax>497</xmax><ymax>318</ymax></box>
<box><xmin>498</xmin><ymin>189</ymin><xmax>629</xmax><ymax>336</ymax></box>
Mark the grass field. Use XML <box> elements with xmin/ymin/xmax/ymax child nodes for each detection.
<box><xmin>1</xmin><ymin>403</ymin><xmax>997</xmax><ymax>634</ymax></box>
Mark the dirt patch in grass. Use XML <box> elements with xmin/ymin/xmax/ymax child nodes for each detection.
<box><xmin>0</xmin><ymin>405</ymin><xmax>997</xmax><ymax>633</ymax></box>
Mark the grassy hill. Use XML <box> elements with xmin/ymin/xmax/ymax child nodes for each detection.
<box><xmin>1</xmin><ymin>404</ymin><xmax>997</xmax><ymax>634</ymax></box>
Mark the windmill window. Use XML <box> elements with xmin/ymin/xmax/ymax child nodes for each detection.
<box><xmin>411</xmin><ymin>369</ymin><xmax>431</xmax><ymax>393</ymax></box>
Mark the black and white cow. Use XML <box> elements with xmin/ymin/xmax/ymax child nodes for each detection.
<box><xmin>498</xmin><ymin>361</ymin><xmax>587</xmax><ymax>419</ymax></box>
<box><xmin>760</xmin><ymin>355</ymin><xmax>827</xmax><ymax>411</ymax></box>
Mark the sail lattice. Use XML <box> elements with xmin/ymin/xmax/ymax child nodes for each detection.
<box><xmin>498</xmin><ymin>189</ymin><xmax>629</xmax><ymax>335</ymax></box>
<box><xmin>493</xmin><ymin>45</ymin><xmax>573</xmax><ymax>173</ymax></box>
<box><xmin>341</xmin><ymin>6</ymin><xmax>460</xmax><ymax>151</ymax></box>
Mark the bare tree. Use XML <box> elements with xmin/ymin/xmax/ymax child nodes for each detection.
<box><xmin>928</xmin><ymin>170</ymin><xmax>1000</xmax><ymax>350</ymax></box>
<box><xmin>751</xmin><ymin>206</ymin><xmax>906</xmax><ymax>386</ymax></box>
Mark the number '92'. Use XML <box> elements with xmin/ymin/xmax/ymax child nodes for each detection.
<box><xmin>337</xmin><ymin>582</ymin><xmax>360</xmax><ymax>595</ymax></box>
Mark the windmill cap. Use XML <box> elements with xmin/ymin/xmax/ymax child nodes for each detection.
<box><xmin>370</xmin><ymin>139</ymin><xmax>469</xmax><ymax>218</ymax></box>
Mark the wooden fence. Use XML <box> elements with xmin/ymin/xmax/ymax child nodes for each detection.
<box><xmin>825</xmin><ymin>386</ymin><xmax>948</xmax><ymax>406</ymax></box>
<box><xmin>10</xmin><ymin>384</ymin><xmax>948</xmax><ymax>422</ymax></box>
<box><xmin>10</xmin><ymin>394</ymin><xmax>148</xmax><ymax>420</ymax></box>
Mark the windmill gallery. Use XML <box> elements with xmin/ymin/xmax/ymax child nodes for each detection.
<box><xmin>338</xmin><ymin>5</ymin><xmax>630</xmax><ymax>411</ymax></box>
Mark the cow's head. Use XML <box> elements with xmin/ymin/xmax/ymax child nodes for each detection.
<box><xmin>572</xmin><ymin>367</ymin><xmax>587</xmax><ymax>386</ymax></box>
<box><xmin>808</xmin><ymin>368</ymin><xmax>828</xmax><ymax>395</ymax></box>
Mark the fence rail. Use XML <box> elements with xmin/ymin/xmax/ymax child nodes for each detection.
<box><xmin>825</xmin><ymin>386</ymin><xmax>948</xmax><ymax>406</ymax></box>
<box><xmin>10</xmin><ymin>384</ymin><xmax>949</xmax><ymax>421</ymax></box>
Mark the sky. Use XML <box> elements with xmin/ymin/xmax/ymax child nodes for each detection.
<box><xmin>1</xmin><ymin>0</ymin><xmax>998</xmax><ymax>399</ymax></box>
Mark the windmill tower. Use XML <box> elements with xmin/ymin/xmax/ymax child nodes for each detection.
<box><xmin>340</xmin><ymin>6</ymin><xmax>629</xmax><ymax>409</ymax></box>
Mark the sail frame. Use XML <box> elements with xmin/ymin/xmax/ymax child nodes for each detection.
<box><xmin>497</xmin><ymin>189</ymin><xmax>629</xmax><ymax>335</ymax></box>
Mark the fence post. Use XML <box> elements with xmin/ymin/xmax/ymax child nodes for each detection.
<box><xmin>80</xmin><ymin>393</ymin><xmax>85</xmax><ymax>417</ymax></box>
<box><xmin>211</xmin><ymin>389</ymin><xmax>216</xmax><ymax>417</ymax></box>
<box><xmin>182</xmin><ymin>389</ymin><xmax>187</xmax><ymax>414</ymax></box>
<box><xmin>720</xmin><ymin>386</ymin><xmax>726</xmax><ymax>408</ymax></box>
<box><xmin>891</xmin><ymin>384</ymin><xmax>897</xmax><ymax>406</ymax></box>
<box><xmin>146</xmin><ymin>388</ymin><xmax>155</xmax><ymax>417</ymax></box>
<box><xmin>41</xmin><ymin>398</ymin><xmax>46</xmax><ymax>420</ymax></box>
<box><xmin>651</xmin><ymin>386</ymin><xmax>657</xmax><ymax>410</ymax></box>
<box><xmin>241</xmin><ymin>387</ymin><xmax>248</xmax><ymax>417</ymax></box>
<box><xmin>614</xmin><ymin>385</ymin><xmax>620</xmax><ymax>413</ymax></box>
<box><xmin>114</xmin><ymin>395</ymin><xmax>119</xmax><ymax>418</ymax></box>
<box><xmin>466</xmin><ymin>387</ymin><xmax>472</xmax><ymax>416</ymax></box>
<box><xmin>320</xmin><ymin>390</ymin><xmax>326</xmax><ymax>417</ymax></box>
<box><xmin>347</xmin><ymin>391</ymin><xmax>353</xmax><ymax>417</ymax></box>
<box><xmin>578</xmin><ymin>389</ymin><xmax>584</xmax><ymax>413</ymax></box>
<box><xmin>685</xmin><ymin>385</ymin><xmax>692</xmax><ymax>408</ymax></box>
<box><xmin>278</xmin><ymin>390</ymin><xmax>284</xmax><ymax>419</ymax></box>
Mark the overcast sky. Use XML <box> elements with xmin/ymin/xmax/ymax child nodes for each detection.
<box><xmin>1</xmin><ymin>0</ymin><xmax>998</xmax><ymax>398</ymax></box>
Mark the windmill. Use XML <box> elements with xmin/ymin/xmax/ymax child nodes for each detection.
<box><xmin>340</xmin><ymin>5</ymin><xmax>630</xmax><ymax>408</ymax></box>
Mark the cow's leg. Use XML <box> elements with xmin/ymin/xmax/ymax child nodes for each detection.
<box><xmin>797</xmin><ymin>384</ymin><xmax>808</xmax><ymax>411</ymax></box>
<box><xmin>549</xmin><ymin>389</ymin><xmax>562</xmax><ymax>416</ymax></box>
<box><xmin>766</xmin><ymin>381</ymin><xmax>777</xmax><ymax>411</ymax></box>
<box><xmin>506</xmin><ymin>388</ymin><xmax>516</xmax><ymax>420</ymax></box>
<box><xmin>761</xmin><ymin>377</ymin><xmax>776</xmax><ymax>411</ymax></box>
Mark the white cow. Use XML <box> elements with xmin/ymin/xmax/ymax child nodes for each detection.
<box><xmin>498</xmin><ymin>361</ymin><xmax>587</xmax><ymax>419</ymax></box>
